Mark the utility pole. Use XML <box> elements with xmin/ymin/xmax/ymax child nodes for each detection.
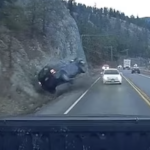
<box><xmin>103</xmin><ymin>46</ymin><xmax>113</xmax><ymax>62</ymax></box>
<box><xmin>80</xmin><ymin>34</ymin><xmax>114</xmax><ymax>75</ymax></box>
<box><xmin>110</xmin><ymin>46</ymin><xmax>113</xmax><ymax>62</ymax></box>
<box><xmin>126</xmin><ymin>49</ymin><xmax>128</xmax><ymax>57</ymax></box>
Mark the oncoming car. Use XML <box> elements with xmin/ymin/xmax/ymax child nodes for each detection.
<box><xmin>102</xmin><ymin>64</ymin><xmax>109</xmax><ymax>71</ymax></box>
<box><xmin>102</xmin><ymin>68</ymin><xmax>122</xmax><ymax>84</ymax></box>
<box><xmin>118</xmin><ymin>65</ymin><xmax>122</xmax><ymax>69</ymax></box>
<box><xmin>131</xmin><ymin>65</ymin><xmax>140</xmax><ymax>74</ymax></box>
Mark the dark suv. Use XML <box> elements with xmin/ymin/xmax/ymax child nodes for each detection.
<box><xmin>131</xmin><ymin>66</ymin><xmax>140</xmax><ymax>74</ymax></box>
<box><xmin>38</xmin><ymin>58</ymin><xmax>86</xmax><ymax>93</ymax></box>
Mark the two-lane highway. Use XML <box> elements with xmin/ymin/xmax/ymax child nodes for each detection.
<box><xmin>67</xmin><ymin>72</ymin><xmax>150</xmax><ymax>115</ymax></box>
<box><xmin>36</xmin><ymin>70</ymin><xmax>150</xmax><ymax>116</ymax></box>
<box><xmin>123</xmin><ymin>70</ymin><xmax>150</xmax><ymax>99</ymax></box>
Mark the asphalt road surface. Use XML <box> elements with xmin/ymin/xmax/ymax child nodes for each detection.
<box><xmin>36</xmin><ymin>70</ymin><xmax>150</xmax><ymax>116</ymax></box>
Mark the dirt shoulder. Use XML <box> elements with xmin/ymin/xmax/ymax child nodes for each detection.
<box><xmin>0</xmin><ymin>68</ymin><xmax>100</xmax><ymax>116</ymax></box>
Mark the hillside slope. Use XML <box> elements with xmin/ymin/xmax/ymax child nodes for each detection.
<box><xmin>0</xmin><ymin>0</ymin><xmax>85</xmax><ymax>116</ymax></box>
<box><xmin>66</xmin><ymin>1</ymin><xmax>150</xmax><ymax>65</ymax></box>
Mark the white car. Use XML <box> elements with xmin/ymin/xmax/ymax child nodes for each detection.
<box><xmin>118</xmin><ymin>65</ymin><xmax>122</xmax><ymax>69</ymax></box>
<box><xmin>102</xmin><ymin>68</ymin><xmax>122</xmax><ymax>84</ymax></box>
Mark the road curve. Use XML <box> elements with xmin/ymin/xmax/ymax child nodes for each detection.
<box><xmin>36</xmin><ymin>71</ymin><xmax>150</xmax><ymax>116</ymax></box>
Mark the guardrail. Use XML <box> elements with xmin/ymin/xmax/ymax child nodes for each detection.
<box><xmin>140</xmin><ymin>69</ymin><xmax>150</xmax><ymax>73</ymax></box>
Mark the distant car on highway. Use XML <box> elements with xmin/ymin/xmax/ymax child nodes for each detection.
<box><xmin>37</xmin><ymin>58</ymin><xmax>86</xmax><ymax>93</ymax></box>
<box><xmin>118</xmin><ymin>65</ymin><xmax>122</xmax><ymax>69</ymax></box>
<box><xmin>131</xmin><ymin>65</ymin><xmax>140</xmax><ymax>74</ymax></box>
<box><xmin>102</xmin><ymin>68</ymin><xmax>122</xmax><ymax>84</ymax></box>
<box><xmin>102</xmin><ymin>64</ymin><xmax>109</xmax><ymax>71</ymax></box>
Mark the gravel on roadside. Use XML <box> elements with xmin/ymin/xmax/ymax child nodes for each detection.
<box><xmin>0</xmin><ymin>68</ymin><xmax>101</xmax><ymax>117</ymax></box>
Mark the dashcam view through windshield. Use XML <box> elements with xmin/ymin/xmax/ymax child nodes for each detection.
<box><xmin>0</xmin><ymin>0</ymin><xmax>150</xmax><ymax>117</ymax></box>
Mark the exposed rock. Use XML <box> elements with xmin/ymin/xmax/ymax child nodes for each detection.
<box><xmin>0</xmin><ymin>0</ymin><xmax>85</xmax><ymax>116</ymax></box>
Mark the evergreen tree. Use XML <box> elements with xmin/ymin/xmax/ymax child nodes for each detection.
<box><xmin>66</xmin><ymin>1</ymin><xmax>150</xmax><ymax>64</ymax></box>
<box><xmin>68</xmin><ymin>0</ymin><xmax>75</xmax><ymax>16</ymax></box>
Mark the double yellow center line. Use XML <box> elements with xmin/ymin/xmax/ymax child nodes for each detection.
<box><xmin>122</xmin><ymin>75</ymin><xmax>150</xmax><ymax>106</ymax></box>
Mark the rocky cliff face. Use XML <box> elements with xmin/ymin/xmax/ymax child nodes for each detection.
<box><xmin>0</xmin><ymin>0</ymin><xmax>85</xmax><ymax>116</ymax></box>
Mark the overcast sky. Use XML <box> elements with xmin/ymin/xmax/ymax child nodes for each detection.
<box><xmin>75</xmin><ymin>0</ymin><xmax>150</xmax><ymax>17</ymax></box>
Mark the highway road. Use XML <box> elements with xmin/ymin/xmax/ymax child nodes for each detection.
<box><xmin>36</xmin><ymin>70</ymin><xmax>150</xmax><ymax>116</ymax></box>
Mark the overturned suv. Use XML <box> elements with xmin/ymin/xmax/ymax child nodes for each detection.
<box><xmin>38</xmin><ymin>58</ymin><xmax>86</xmax><ymax>93</ymax></box>
<box><xmin>131</xmin><ymin>66</ymin><xmax>140</xmax><ymax>74</ymax></box>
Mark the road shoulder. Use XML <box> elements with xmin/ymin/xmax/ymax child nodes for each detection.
<box><xmin>35</xmin><ymin>72</ymin><xmax>100</xmax><ymax>115</ymax></box>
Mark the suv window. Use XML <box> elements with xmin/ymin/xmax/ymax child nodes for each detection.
<box><xmin>104</xmin><ymin>70</ymin><xmax>119</xmax><ymax>74</ymax></box>
<box><xmin>38</xmin><ymin>66</ymin><xmax>50</xmax><ymax>80</ymax></box>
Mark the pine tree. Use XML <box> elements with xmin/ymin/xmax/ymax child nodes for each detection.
<box><xmin>65</xmin><ymin>1</ymin><xmax>150</xmax><ymax>63</ymax></box>
<box><xmin>68</xmin><ymin>0</ymin><xmax>75</xmax><ymax>16</ymax></box>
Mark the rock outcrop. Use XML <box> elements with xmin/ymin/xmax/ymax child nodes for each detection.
<box><xmin>0</xmin><ymin>0</ymin><xmax>85</xmax><ymax>116</ymax></box>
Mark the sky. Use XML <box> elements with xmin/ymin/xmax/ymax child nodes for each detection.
<box><xmin>75</xmin><ymin>0</ymin><xmax>150</xmax><ymax>18</ymax></box>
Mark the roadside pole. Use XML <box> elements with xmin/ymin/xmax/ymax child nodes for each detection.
<box><xmin>110</xmin><ymin>46</ymin><xmax>113</xmax><ymax>62</ymax></box>
<box><xmin>81</xmin><ymin>34</ymin><xmax>113</xmax><ymax>76</ymax></box>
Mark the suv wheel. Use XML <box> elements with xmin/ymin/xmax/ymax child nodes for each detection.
<box><xmin>79</xmin><ymin>65</ymin><xmax>86</xmax><ymax>73</ymax></box>
<box><xmin>61</xmin><ymin>71</ymin><xmax>70</xmax><ymax>82</ymax></box>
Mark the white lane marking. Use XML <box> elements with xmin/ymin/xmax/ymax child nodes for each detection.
<box><xmin>140</xmin><ymin>74</ymin><xmax>150</xmax><ymax>79</ymax></box>
<box><xmin>64</xmin><ymin>76</ymin><xmax>101</xmax><ymax>114</ymax></box>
